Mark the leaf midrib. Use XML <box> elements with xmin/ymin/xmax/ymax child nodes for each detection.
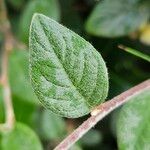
<box><xmin>36</xmin><ymin>16</ymin><xmax>91</xmax><ymax>108</ymax></box>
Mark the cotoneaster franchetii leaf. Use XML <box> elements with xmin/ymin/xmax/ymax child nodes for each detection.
<box><xmin>29</xmin><ymin>13</ymin><xmax>109</xmax><ymax>118</ymax></box>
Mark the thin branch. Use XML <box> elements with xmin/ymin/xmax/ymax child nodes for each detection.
<box><xmin>0</xmin><ymin>0</ymin><xmax>15</xmax><ymax>130</ymax></box>
<box><xmin>55</xmin><ymin>79</ymin><xmax>150</xmax><ymax>150</ymax></box>
<box><xmin>118</xmin><ymin>45</ymin><xmax>150</xmax><ymax>62</ymax></box>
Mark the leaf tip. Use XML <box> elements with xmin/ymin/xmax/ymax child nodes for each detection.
<box><xmin>30</xmin><ymin>13</ymin><xmax>41</xmax><ymax>27</ymax></box>
<box><xmin>32</xmin><ymin>13</ymin><xmax>42</xmax><ymax>20</ymax></box>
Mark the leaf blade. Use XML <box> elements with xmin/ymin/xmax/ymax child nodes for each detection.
<box><xmin>29</xmin><ymin>13</ymin><xmax>109</xmax><ymax>118</ymax></box>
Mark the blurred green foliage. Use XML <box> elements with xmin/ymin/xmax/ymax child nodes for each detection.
<box><xmin>80</xmin><ymin>129</ymin><xmax>102</xmax><ymax>147</ymax></box>
<box><xmin>0</xmin><ymin>0</ymin><xmax>149</xmax><ymax>149</ymax></box>
<box><xmin>19</xmin><ymin>0</ymin><xmax>60</xmax><ymax>44</ymax></box>
<box><xmin>9</xmin><ymin>49</ymin><xmax>38</xmax><ymax>105</ymax></box>
<box><xmin>37</xmin><ymin>109</ymin><xmax>66</xmax><ymax>141</ymax></box>
<box><xmin>117</xmin><ymin>89</ymin><xmax>150</xmax><ymax>150</ymax></box>
<box><xmin>86</xmin><ymin>0</ymin><xmax>150</xmax><ymax>37</ymax></box>
<box><xmin>1</xmin><ymin>122</ymin><xmax>43</xmax><ymax>150</ymax></box>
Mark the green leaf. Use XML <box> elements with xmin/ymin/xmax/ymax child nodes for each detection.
<box><xmin>86</xmin><ymin>0</ymin><xmax>150</xmax><ymax>37</ymax></box>
<box><xmin>117</xmin><ymin>89</ymin><xmax>150</xmax><ymax>150</ymax></box>
<box><xmin>29</xmin><ymin>13</ymin><xmax>109</xmax><ymax>118</ymax></box>
<box><xmin>19</xmin><ymin>0</ymin><xmax>60</xmax><ymax>44</ymax></box>
<box><xmin>1</xmin><ymin>122</ymin><xmax>43</xmax><ymax>150</ymax></box>
<box><xmin>9</xmin><ymin>49</ymin><xmax>38</xmax><ymax>105</ymax></box>
<box><xmin>38</xmin><ymin>109</ymin><xmax>66</xmax><ymax>140</ymax></box>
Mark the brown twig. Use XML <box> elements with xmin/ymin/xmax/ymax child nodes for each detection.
<box><xmin>0</xmin><ymin>0</ymin><xmax>15</xmax><ymax>130</ymax></box>
<box><xmin>55</xmin><ymin>79</ymin><xmax>150</xmax><ymax>150</ymax></box>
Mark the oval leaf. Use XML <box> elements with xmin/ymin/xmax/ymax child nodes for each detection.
<box><xmin>29</xmin><ymin>14</ymin><xmax>109</xmax><ymax>118</ymax></box>
<box><xmin>117</xmin><ymin>89</ymin><xmax>150</xmax><ymax>150</ymax></box>
<box><xmin>86</xmin><ymin>0</ymin><xmax>150</xmax><ymax>37</ymax></box>
<box><xmin>1</xmin><ymin>123</ymin><xmax>43</xmax><ymax>150</ymax></box>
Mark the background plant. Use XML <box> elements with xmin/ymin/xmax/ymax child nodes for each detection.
<box><xmin>0</xmin><ymin>0</ymin><xmax>150</xmax><ymax>150</ymax></box>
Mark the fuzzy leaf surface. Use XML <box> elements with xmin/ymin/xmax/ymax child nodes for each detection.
<box><xmin>29</xmin><ymin>14</ymin><xmax>108</xmax><ymax>118</ymax></box>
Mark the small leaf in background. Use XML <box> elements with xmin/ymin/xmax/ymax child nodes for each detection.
<box><xmin>1</xmin><ymin>122</ymin><xmax>43</xmax><ymax>150</ymax></box>
<box><xmin>85</xmin><ymin>0</ymin><xmax>150</xmax><ymax>37</ymax></box>
<box><xmin>29</xmin><ymin>14</ymin><xmax>109</xmax><ymax>118</ymax></box>
<box><xmin>139</xmin><ymin>24</ymin><xmax>150</xmax><ymax>45</ymax></box>
<box><xmin>9</xmin><ymin>49</ymin><xmax>38</xmax><ymax>105</ymax></box>
<box><xmin>38</xmin><ymin>109</ymin><xmax>66</xmax><ymax>140</ymax></box>
<box><xmin>80</xmin><ymin>129</ymin><xmax>102</xmax><ymax>147</ymax></box>
<box><xmin>19</xmin><ymin>0</ymin><xmax>60</xmax><ymax>44</ymax></box>
<box><xmin>117</xmin><ymin>89</ymin><xmax>150</xmax><ymax>150</ymax></box>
